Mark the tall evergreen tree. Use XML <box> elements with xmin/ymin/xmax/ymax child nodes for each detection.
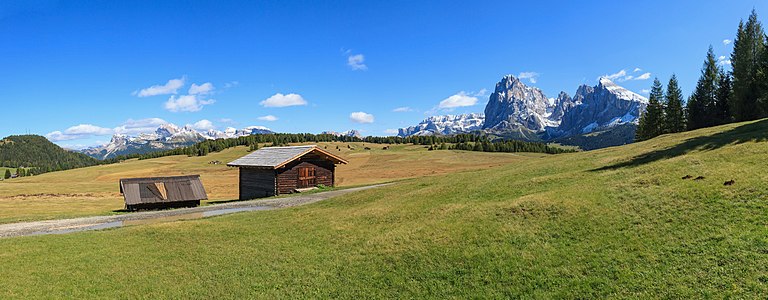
<box><xmin>3</xmin><ymin>169</ymin><xmax>10</xmax><ymax>179</ymax></box>
<box><xmin>688</xmin><ymin>47</ymin><xmax>720</xmax><ymax>130</ymax></box>
<box><xmin>730</xmin><ymin>10</ymin><xmax>765</xmax><ymax>121</ymax></box>
<box><xmin>715</xmin><ymin>69</ymin><xmax>733</xmax><ymax>125</ymax></box>
<box><xmin>636</xmin><ymin>78</ymin><xmax>665</xmax><ymax>141</ymax></box>
<box><xmin>663</xmin><ymin>74</ymin><xmax>686</xmax><ymax>133</ymax></box>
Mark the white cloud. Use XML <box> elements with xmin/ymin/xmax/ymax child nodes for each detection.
<box><xmin>113</xmin><ymin>118</ymin><xmax>168</xmax><ymax>135</ymax></box>
<box><xmin>634</xmin><ymin>72</ymin><xmax>651</xmax><ymax>80</ymax></box>
<box><xmin>392</xmin><ymin>106</ymin><xmax>414</xmax><ymax>112</ymax></box>
<box><xmin>384</xmin><ymin>129</ymin><xmax>399</xmax><ymax>135</ymax></box>
<box><xmin>641</xmin><ymin>89</ymin><xmax>651</xmax><ymax>94</ymax></box>
<box><xmin>164</xmin><ymin>95</ymin><xmax>215</xmax><ymax>112</ymax></box>
<box><xmin>219</xmin><ymin>118</ymin><xmax>235</xmax><ymax>124</ymax></box>
<box><xmin>518</xmin><ymin>72</ymin><xmax>539</xmax><ymax>84</ymax></box>
<box><xmin>347</xmin><ymin>54</ymin><xmax>367</xmax><ymax>70</ymax></box>
<box><xmin>260</xmin><ymin>93</ymin><xmax>307</xmax><ymax>107</ymax></box>
<box><xmin>349</xmin><ymin>111</ymin><xmax>374</xmax><ymax>124</ymax></box>
<box><xmin>191</xmin><ymin>119</ymin><xmax>215</xmax><ymax>131</ymax></box>
<box><xmin>602</xmin><ymin>69</ymin><xmax>651</xmax><ymax>82</ymax></box>
<box><xmin>45</xmin><ymin>124</ymin><xmax>114</xmax><ymax>141</ymax></box>
<box><xmin>188</xmin><ymin>82</ymin><xmax>214</xmax><ymax>95</ymax></box>
<box><xmin>723</xmin><ymin>39</ymin><xmax>732</xmax><ymax>45</ymax></box>
<box><xmin>474</xmin><ymin>88</ymin><xmax>488</xmax><ymax>97</ymax></box>
<box><xmin>223</xmin><ymin>81</ymin><xmax>239</xmax><ymax>88</ymax></box>
<box><xmin>257</xmin><ymin>115</ymin><xmax>279</xmax><ymax>121</ymax></box>
<box><xmin>438</xmin><ymin>92</ymin><xmax>478</xmax><ymax>109</ymax></box>
<box><xmin>604</xmin><ymin>69</ymin><xmax>628</xmax><ymax>81</ymax></box>
<box><xmin>718</xmin><ymin>55</ymin><xmax>732</xmax><ymax>66</ymax></box>
<box><xmin>133</xmin><ymin>77</ymin><xmax>185</xmax><ymax>97</ymax></box>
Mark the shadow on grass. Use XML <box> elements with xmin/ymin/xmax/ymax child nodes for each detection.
<box><xmin>592</xmin><ymin>119</ymin><xmax>768</xmax><ymax>171</ymax></box>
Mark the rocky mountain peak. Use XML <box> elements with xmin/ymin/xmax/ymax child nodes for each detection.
<box><xmin>483</xmin><ymin>75</ymin><xmax>554</xmax><ymax>132</ymax></box>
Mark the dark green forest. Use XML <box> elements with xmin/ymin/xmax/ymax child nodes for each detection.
<box><xmin>0</xmin><ymin>135</ymin><xmax>102</xmax><ymax>175</ymax></box>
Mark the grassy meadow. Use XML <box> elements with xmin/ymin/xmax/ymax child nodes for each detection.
<box><xmin>0</xmin><ymin>142</ymin><xmax>533</xmax><ymax>224</ymax></box>
<box><xmin>1</xmin><ymin>119</ymin><xmax>768</xmax><ymax>297</ymax></box>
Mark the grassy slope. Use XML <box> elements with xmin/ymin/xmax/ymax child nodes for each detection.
<box><xmin>0</xmin><ymin>142</ymin><xmax>531</xmax><ymax>224</ymax></box>
<box><xmin>1</xmin><ymin>120</ymin><xmax>768</xmax><ymax>298</ymax></box>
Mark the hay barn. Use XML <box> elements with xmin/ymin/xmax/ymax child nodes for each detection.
<box><xmin>119</xmin><ymin>175</ymin><xmax>208</xmax><ymax>210</ymax></box>
<box><xmin>227</xmin><ymin>145</ymin><xmax>348</xmax><ymax>200</ymax></box>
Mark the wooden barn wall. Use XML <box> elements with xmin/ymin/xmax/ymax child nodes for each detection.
<box><xmin>239</xmin><ymin>168</ymin><xmax>276</xmax><ymax>200</ymax></box>
<box><xmin>276</xmin><ymin>159</ymin><xmax>335</xmax><ymax>194</ymax></box>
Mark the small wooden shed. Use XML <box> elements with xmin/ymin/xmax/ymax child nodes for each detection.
<box><xmin>119</xmin><ymin>175</ymin><xmax>208</xmax><ymax>210</ymax></box>
<box><xmin>227</xmin><ymin>145</ymin><xmax>348</xmax><ymax>200</ymax></box>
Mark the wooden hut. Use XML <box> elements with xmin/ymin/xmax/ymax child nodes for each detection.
<box><xmin>119</xmin><ymin>175</ymin><xmax>208</xmax><ymax>211</ymax></box>
<box><xmin>227</xmin><ymin>145</ymin><xmax>348</xmax><ymax>200</ymax></box>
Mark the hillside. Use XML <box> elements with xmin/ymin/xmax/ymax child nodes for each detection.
<box><xmin>0</xmin><ymin>142</ymin><xmax>533</xmax><ymax>223</ymax></box>
<box><xmin>1</xmin><ymin>119</ymin><xmax>768</xmax><ymax>297</ymax></box>
<box><xmin>0</xmin><ymin>135</ymin><xmax>100</xmax><ymax>173</ymax></box>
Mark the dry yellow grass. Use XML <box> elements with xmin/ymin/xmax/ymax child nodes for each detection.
<box><xmin>0</xmin><ymin>142</ymin><xmax>532</xmax><ymax>223</ymax></box>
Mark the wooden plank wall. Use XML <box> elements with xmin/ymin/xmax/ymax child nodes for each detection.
<box><xmin>276</xmin><ymin>160</ymin><xmax>335</xmax><ymax>194</ymax></box>
<box><xmin>239</xmin><ymin>168</ymin><xmax>277</xmax><ymax>200</ymax></box>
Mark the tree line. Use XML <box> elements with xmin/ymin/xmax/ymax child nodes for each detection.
<box><xmin>637</xmin><ymin>9</ymin><xmax>767</xmax><ymax>141</ymax></box>
<box><xmin>112</xmin><ymin>133</ymin><xmax>573</xmax><ymax>162</ymax></box>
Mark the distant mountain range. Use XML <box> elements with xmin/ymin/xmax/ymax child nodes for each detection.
<box><xmin>80</xmin><ymin>124</ymin><xmax>274</xmax><ymax>159</ymax></box>
<box><xmin>320</xmin><ymin>130</ymin><xmax>363</xmax><ymax>138</ymax></box>
<box><xmin>398</xmin><ymin>75</ymin><xmax>648</xmax><ymax>149</ymax></box>
<box><xmin>398</xmin><ymin>113</ymin><xmax>485</xmax><ymax>136</ymax></box>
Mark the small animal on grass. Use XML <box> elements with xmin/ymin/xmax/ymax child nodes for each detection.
<box><xmin>694</xmin><ymin>176</ymin><xmax>706</xmax><ymax>181</ymax></box>
<box><xmin>364</xmin><ymin>147</ymin><xmax>371</xmax><ymax>150</ymax></box>
<box><xmin>382</xmin><ymin>146</ymin><xmax>389</xmax><ymax>150</ymax></box>
<box><xmin>682</xmin><ymin>175</ymin><xmax>693</xmax><ymax>180</ymax></box>
<box><xmin>724</xmin><ymin>180</ymin><xmax>735</xmax><ymax>186</ymax></box>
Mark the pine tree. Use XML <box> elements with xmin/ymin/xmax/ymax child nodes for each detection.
<box><xmin>636</xmin><ymin>78</ymin><xmax>665</xmax><ymax>141</ymax></box>
<box><xmin>688</xmin><ymin>47</ymin><xmax>720</xmax><ymax>130</ymax></box>
<box><xmin>4</xmin><ymin>169</ymin><xmax>10</xmax><ymax>179</ymax></box>
<box><xmin>664</xmin><ymin>74</ymin><xmax>686</xmax><ymax>133</ymax></box>
<box><xmin>731</xmin><ymin>10</ymin><xmax>766</xmax><ymax>121</ymax></box>
<box><xmin>715</xmin><ymin>69</ymin><xmax>733</xmax><ymax>125</ymax></box>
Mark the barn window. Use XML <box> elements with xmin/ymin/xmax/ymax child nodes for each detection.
<box><xmin>298</xmin><ymin>167</ymin><xmax>316</xmax><ymax>188</ymax></box>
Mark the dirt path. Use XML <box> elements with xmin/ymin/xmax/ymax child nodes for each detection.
<box><xmin>0</xmin><ymin>183</ymin><xmax>391</xmax><ymax>238</ymax></box>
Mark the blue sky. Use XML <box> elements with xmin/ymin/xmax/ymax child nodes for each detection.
<box><xmin>1</xmin><ymin>0</ymin><xmax>766</xmax><ymax>148</ymax></box>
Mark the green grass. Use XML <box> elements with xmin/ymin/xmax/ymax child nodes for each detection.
<box><xmin>2</xmin><ymin>120</ymin><xmax>768</xmax><ymax>298</ymax></box>
<box><xmin>0</xmin><ymin>142</ymin><xmax>528</xmax><ymax>224</ymax></box>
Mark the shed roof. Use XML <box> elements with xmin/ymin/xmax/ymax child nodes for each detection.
<box><xmin>227</xmin><ymin>145</ymin><xmax>348</xmax><ymax>169</ymax></box>
<box><xmin>119</xmin><ymin>175</ymin><xmax>208</xmax><ymax>205</ymax></box>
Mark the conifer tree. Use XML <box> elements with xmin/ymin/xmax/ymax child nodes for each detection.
<box><xmin>636</xmin><ymin>78</ymin><xmax>665</xmax><ymax>141</ymax></box>
<box><xmin>663</xmin><ymin>74</ymin><xmax>686</xmax><ymax>133</ymax></box>
<box><xmin>688</xmin><ymin>47</ymin><xmax>720</xmax><ymax>130</ymax></box>
<box><xmin>4</xmin><ymin>169</ymin><xmax>10</xmax><ymax>179</ymax></box>
<box><xmin>715</xmin><ymin>69</ymin><xmax>733</xmax><ymax>125</ymax></box>
<box><xmin>731</xmin><ymin>10</ymin><xmax>765</xmax><ymax>121</ymax></box>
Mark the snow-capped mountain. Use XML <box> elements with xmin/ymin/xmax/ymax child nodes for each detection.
<box><xmin>398</xmin><ymin>113</ymin><xmax>484</xmax><ymax>137</ymax></box>
<box><xmin>399</xmin><ymin>75</ymin><xmax>648</xmax><ymax>149</ymax></box>
<box><xmin>321</xmin><ymin>130</ymin><xmax>363</xmax><ymax>138</ymax></box>
<box><xmin>81</xmin><ymin>123</ymin><xmax>273</xmax><ymax>159</ymax></box>
<box><xmin>483</xmin><ymin>75</ymin><xmax>557</xmax><ymax>133</ymax></box>
<box><xmin>550</xmin><ymin>78</ymin><xmax>647</xmax><ymax>138</ymax></box>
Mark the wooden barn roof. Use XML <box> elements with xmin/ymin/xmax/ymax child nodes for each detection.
<box><xmin>119</xmin><ymin>175</ymin><xmax>208</xmax><ymax>205</ymax></box>
<box><xmin>227</xmin><ymin>145</ymin><xmax>348</xmax><ymax>169</ymax></box>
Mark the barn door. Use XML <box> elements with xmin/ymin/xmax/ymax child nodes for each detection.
<box><xmin>297</xmin><ymin>167</ymin><xmax>316</xmax><ymax>188</ymax></box>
